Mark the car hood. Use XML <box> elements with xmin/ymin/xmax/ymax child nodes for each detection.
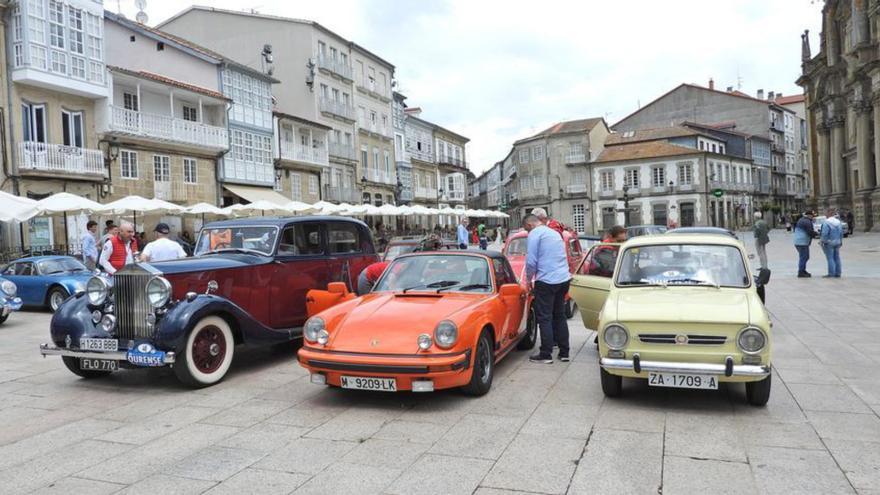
<box><xmin>148</xmin><ymin>254</ymin><xmax>272</xmax><ymax>275</ymax></box>
<box><xmin>326</xmin><ymin>292</ymin><xmax>485</xmax><ymax>353</ymax></box>
<box><xmin>614</xmin><ymin>287</ymin><xmax>751</xmax><ymax>325</ymax></box>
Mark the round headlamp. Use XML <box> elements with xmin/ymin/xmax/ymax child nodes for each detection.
<box><xmin>434</xmin><ymin>320</ymin><xmax>458</xmax><ymax>349</ymax></box>
<box><xmin>99</xmin><ymin>314</ymin><xmax>116</xmax><ymax>333</ymax></box>
<box><xmin>304</xmin><ymin>317</ymin><xmax>325</xmax><ymax>343</ymax></box>
<box><xmin>146</xmin><ymin>277</ymin><xmax>172</xmax><ymax>308</ymax></box>
<box><xmin>86</xmin><ymin>276</ymin><xmax>110</xmax><ymax>306</ymax></box>
<box><xmin>603</xmin><ymin>324</ymin><xmax>629</xmax><ymax>351</ymax></box>
<box><xmin>1</xmin><ymin>280</ymin><xmax>17</xmax><ymax>297</ymax></box>
<box><xmin>737</xmin><ymin>327</ymin><xmax>767</xmax><ymax>354</ymax></box>
<box><xmin>417</xmin><ymin>333</ymin><xmax>432</xmax><ymax>350</ymax></box>
<box><xmin>316</xmin><ymin>329</ymin><xmax>330</xmax><ymax>345</ymax></box>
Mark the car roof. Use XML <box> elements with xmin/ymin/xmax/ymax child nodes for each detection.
<box><xmin>579</xmin><ymin>234</ymin><xmax>601</xmax><ymax>239</ymax></box>
<box><xmin>627</xmin><ymin>225</ymin><xmax>665</xmax><ymax>229</ymax></box>
<box><xmin>667</xmin><ymin>227</ymin><xmax>734</xmax><ymax>235</ymax></box>
<box><xmin>396</xmin><ymin>250</ymin><xmax>506</xmax><ymax>261</ymax></box>
<box><xmin>203</xmin><ymin>216</ymin><xmax>369</xmax><ymax>229</ymax></box>
<box><xmin>12</xmin><ymin>255</ymin><xmax>74</xmax><ymax>262</ymax></box>
<box><xmin>623</xmin><ymin>233</ymin><xmax>742</xmax><ymax>248</ymax></box>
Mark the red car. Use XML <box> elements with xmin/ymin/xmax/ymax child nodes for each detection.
<box><xmin>42</xmin><ymin>217</ymin><xmax>378</xmax><ymax>387</ymax></box>
<box><xmin>502</xmin><ymin>228</ymin><xmax>584</xmax><ymax>317</ymax></box>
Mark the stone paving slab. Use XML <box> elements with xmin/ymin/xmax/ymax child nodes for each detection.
<box><xmin>0</xmin><ymin>233</ymin><xmax>877</xmax><ymax>494</ymax></box>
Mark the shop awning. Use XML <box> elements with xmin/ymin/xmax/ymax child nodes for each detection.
<box><xmin>223</xmin><ymin>184</ymin><xmax>291</xmax><ymax>206</ymax></box>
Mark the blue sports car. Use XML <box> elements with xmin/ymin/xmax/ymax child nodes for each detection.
<box><xmin>0</xmin><ymin>276</ymin><xmax>23</xmax><ymax>324</ymax></box>
<box><xmin>1</xmin><ymin>256</ymin><xmax>93</xmax><ymax>312</ymax></box>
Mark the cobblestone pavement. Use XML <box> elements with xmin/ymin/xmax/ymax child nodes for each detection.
<box><xmin>1</xmin><ymin>231</ymin><xmax>878</xmax><ymax>494</ymax></box>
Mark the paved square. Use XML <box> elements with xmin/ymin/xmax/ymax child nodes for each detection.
<box><xmin>1</xmin><ymin>232</ymin><xmax>878</xmax><ymax>494</ymax></box>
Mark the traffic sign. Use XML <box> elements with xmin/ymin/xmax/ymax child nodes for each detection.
<box><xmin>712</xmin><ymin>188</ymin><xmax>724</xmax><ymax>198</ymax></box>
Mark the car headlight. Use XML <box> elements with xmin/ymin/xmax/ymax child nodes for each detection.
<box><xmin>1</xmin><ymin>280</ymin><xmax>16</xmax><ymax>297</ymax></box>
<box><xmin>737</xmin><ymin>327</ymin><xmax>766</xmax><ymax>354</ymax></box>
<box><xmin>603</xmin><ymin>324</ymin><xmax>629</xmax><ymax>350</ymax></box>
<box><xmin>304</xmin><ymin>317</ymin><xmax>325</xmax><ymax>343</ymax></box>
<box><xmin>417</xmin><ymin>333</ymin><xmax>432</xmax><ymax>350</ymax></box>
<box><xmin>317</xmin><ymin>329</ymin><xmax>330</xmax><ymax>345</ymax></box>
<box><xmin>100</xmin><ymin>314</ymin><xmax>116</xmax><ymax>333</ymax></box>
<box><xmin>86</xmin><ymin>276</ymin><xmax>110</xmax><ymax>306</ymax></box>
<box><xmin>146</xmin><ymin>277</ymin><xmax>172</xmax><ymax>308</ymax></box>
<box><xmin>434</xmin><ymin>320</ymin><xmax>458</xmax><ymax>349</ymax></box>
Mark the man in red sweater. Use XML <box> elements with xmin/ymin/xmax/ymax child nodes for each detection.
<box><xmin>357</xmin><ymin>261</ymin><xmax>389</xmax><ymax>295</ymax></box>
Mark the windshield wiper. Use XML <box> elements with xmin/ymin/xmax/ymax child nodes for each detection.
<box><xmin>437</xmin><ymin>283</ymin><xmax>491</xmax><ymax>293</ymax></box>
<box><xmin>401</xmin><ymin>280</ymin><xmax>459</xmax><ymax>293</ymax></box>
<box><xmin>202</xmin><ymin>248</ymin><xmax>270</xmax><ymax>257</ymax></box>
<box><xmin>618</xmin><ymin>279</ymin><xmax>666</xmax><ymax>287</ymax></box>
<box><xmin>665</xmin><ymin>278</ymin><xmax>719</xmax><ymax>289</ymax></box>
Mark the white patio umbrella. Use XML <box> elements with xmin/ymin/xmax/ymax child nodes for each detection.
<box><xmin>376</xmin><ymin>204</ymin><xmax>402</xmax><ymax>216</ymax></box>
<box><xmin>224</xmin><ymin>200</ymin><xmax>292</xmax><ymax>217</ymax></box>
<box><xmin>97</xmin><ymin>195</ymin><xmax>186</xmax><ymax>230</ymax></box>
<box><xmin>184</xmin><ymin>202</ymin><xmax>229</xmax><ymax>225</ymax></box>
<box><xmin>0</xmin><ymin>190</ymin><xmax>39</xmax><ymax>223</ymax></box>
<box><xmin>285</xmin><ymin>201</ymin><xmax>318</xmax><ymax>214</ymax></box>
<box><xmin>313</xmin><ymin>201</ymin><xmax>348</xmax><ymax>215</ymax></box>
<box><xmin>32</xmin><ymin>193</ymin><xmax>105</xmax><ymax>249</ymax></box>
<box><xmin>361</xmin><ymin>204</ymin><xmax>385</xmax><ymax>216</ymax></box>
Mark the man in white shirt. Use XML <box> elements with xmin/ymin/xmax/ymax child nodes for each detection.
<box><xmin>140</xmin><ymin>223</ymin><xmax>187</xmax><ymax>263</ymax></box>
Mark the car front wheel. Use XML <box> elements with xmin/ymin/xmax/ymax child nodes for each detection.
<box><xmin>600</xmin><ymin>368</ymin><xmax>622</xmax><ymax>397</ymax></box>
<box><xmin>462</xmin><ymin>330</ymin><xmax>494</xmax><ymax>396</ymax></box>
<box><xmin>48</xmin><ymin>287</ymin><xmax>69</xmax><ymax>312</ymax></box>
<box><xmin>746</xmin><ymin>372</ymin><xmax>772</xmax><ymax>407</ymax></box>
<box><xmin>173</xmin><ymin>316</ymin><xmax>235</xmax><ymax>388</ymax></box>
<box><xmin>565</xmin><ymin>299</ymin><xmax>577</xmax><ymax>319</ymax></box>
<box><xmin>0</xmin><ymin>314</ymin><xmax>8</xmax><ymax>325</ymax></box>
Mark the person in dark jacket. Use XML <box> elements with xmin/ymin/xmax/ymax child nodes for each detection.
<box><xmin>793</xmin><ymin>210</ymin><xmax>817</xmax><ymax>278</ymax></box>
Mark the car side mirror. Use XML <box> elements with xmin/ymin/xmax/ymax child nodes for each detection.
<box><xmin>755</xmin><ymin>268</ymin><xmax>771</xmax><ymax>286</ymax></box>
<box><xmin>327</xmin><ymin>282</ymin><xmax>349</xmax><ymax>295</ymax></box>
<box><xmin>499</xmin><ymin>283</ymin><xmax>521</xmax><ymax>297</ymax></box>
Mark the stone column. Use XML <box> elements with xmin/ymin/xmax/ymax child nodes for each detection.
<box><xmin>825</xmin><ymin>9</ymin><xmax>839</xmax><ymax>66</ymax></box>
<box><xmin>856</xmin><ymin>104</ymin><xmax>875</xmax><ymax>190</ymax></box>
<box><xmin>829</xmin><ymin>118</ymin><xmax>847</xmax><ymax>196</ymax></box>
<box><xmin>817</xmin><ymin>122</ymin><xmax>832</xmax><ymax>198</ymax></box>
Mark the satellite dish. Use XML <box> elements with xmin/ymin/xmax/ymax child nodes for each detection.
<box><xmin>135</xmin><ymin>0</ymin><xmax>147</xmax><ymax>10</ymax></box>
<box><xmin>135</xmin><ymin>11</ymin><xmax>148</xmax><ymax>24</ymax></box>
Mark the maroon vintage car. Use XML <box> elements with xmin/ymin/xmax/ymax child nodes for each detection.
<box><xmin>42</xmin><ymin>217</ymin><xmax>378</xmax><ymax>387</ymax></box>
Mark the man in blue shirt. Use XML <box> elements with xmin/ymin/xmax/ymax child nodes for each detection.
<box><xmin>457</xmin><ymin>218</ymin><xmax>469</xmax><ymax>249</ymax></box>
<box><xmin>81</xmin><ymin>220</ymin><xmax>99</xmax><ymax>271</ymax></box>
<box><xmin>793</xmin><ymin>210</ymin><xmax>817</xmax><ymax>278</ymax></box>
<box><xmin>819</xmin><ymin>208</ymin><xmax>844</xmax><ymax>278</ymax></box>
<box><xmin>523</xmin><ymin>214</ymin><xmax>572</xmax><ymax>363</ymax></box>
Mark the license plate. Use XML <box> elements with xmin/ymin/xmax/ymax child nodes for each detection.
<box><xmin>80</xmin><ymin>358</ymin><xmax>118</xmax><ymax>371</ymax></box>
<box><xmin>648</xmin><ymin>372</ymin><xmax>718</xmax><ymax>390</ymax></box>
<box><xmin>340</xmin><ymin>376</ymin><xmax>397</xmax><ymax>392</ymax></box>
<box><xmin>79</xmin><ymin>338</ymin><xmax>118</xmax><ymax>352</ymax></box>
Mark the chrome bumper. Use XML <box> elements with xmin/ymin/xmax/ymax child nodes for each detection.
<box><xmin>39</xmin><ymin>343</ymin><xmax>176</xmax><ymax>364</ymax></box>
<box><xmin>600</xmin><ymin>356</ymin><xmax>769</xmax><ymax>377</ymax></box>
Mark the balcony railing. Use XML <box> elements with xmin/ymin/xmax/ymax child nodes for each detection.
<box><xmin>444</xmin><ymin>190</ymin><xmax>466</xmax><ymax>202</ymax></box>
<box><xmin>358</xmin><ymin>119</ymin><xmax>391</xmax><ymax>138</ymax></box>
<box><xmin>399</xmin><ymin>189</ymin><xmax>414</xmax><ymax>201</ymax></box>
<box><xmin>316</xmin><ymin>55</ymin><xmax>353</xmax><ymax>81</ymax></box>
<box><xmin>319</xmin><ymin>98</ymin><xmax>355</xmax><ymax>121</ymax></box>
<box><xmin>322</xmin><ymin>185</ymin><xmax>359</xmax><ymax>203</ymax></box>
<box><xmin>109</xmin><ymin>106</ymin><xmax>228</xmax><ymax>150</ymax></box>
<box><xmin>565</xmin><ymin>152</ymin><xmax>587</xmax><ymax>164</ymax></box>
<box><xmin>414</xmin><ymin>187</ymin><xmax>438</xmax><ymax>199</ymax></box>
<box><xmin>355</xmin><ymin>78</ymin><xmax>391</xmax><ymax>101</ymax></box>
<box><xmin>154</xmin><ymin>181</ymin><xmax>205</xmax><ymax>203</ymax></box>
<box><xmin>437</xmin><ymin>157</ymin><xmax>467</xmax><ymax>169</ymax></box>
<box><xmin>408</xmin><ymin>149</ymin><xmax>434</xmax><ymax>163</ymax></box>
<box><xmin>328</xmin><ymin>142</ymin><xmax>357</xmax><ymax>161</ymax></box>
<box><xmin>566</xmin><ymin>184</ymin><xmax>588</xmax><ymax>194</ymax></box>
<box><xmin>368</xmin><ymin>170</ymin><xmax>396</xmax><ymax>185</ymax></box>
<box><xmin>17</xmin><ymin>142</ymin><xmax>105</xmax><ymax>177</ymax></box>
<box><xmin>599</xmin><ymin>188</ymin><xmax>615</xmax><ymax>198</ymax></box>
<box><xmin>279</xmin><ymin>141</ymin><xmax>329</xmax><ymax>167</ymax></box>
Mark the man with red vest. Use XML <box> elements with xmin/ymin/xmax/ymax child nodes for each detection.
<box><xmin>99</xmin><ymin>221</ymin><xmax>140</xmax><ymax>274</ymax></box>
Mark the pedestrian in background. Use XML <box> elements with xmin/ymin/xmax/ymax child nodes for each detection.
<box><xmin>140</xmin><ymin>223</ymin><xmax>187</xmax><ymax>263</ymax></box>
<box><xmin>478</xmin><ymin>222</ymin><xmax>488</xmax><ymax>250</ymax></box>
<box><xmin>794</xmin><ymin>210</ymin><xmax>817</xmax><ymax>278</ymax></box>
<box><xmin>457</xmin><ymin>218</ymin><xmax>469</xmax><ymax>249</ymax></box>
<box><xmin>523</xmin><ymin>214</ymin><xmax>572</xmax><ymax>364</ymax></box>
<box><xmin>752</xmin><ymin>211</ymin><xmax>770</xmax><ymax>270</ymax></box>
<box><xmin>845</xmin><ymin>210</ymin><xmax>855</xmax><ymax>236</ymax></box>
<box><xmin>602</xmin><ymin>225</ymin><xmax>627</xmax><ymax>243</ymax></box>
<box><xmin>820</xmin><ymin>208</ymin><xmax>843</xmax><ymax>278</ymax></box>
<box><xmin>100</xmin><ymin>220</ymin><xmax>116</xmax><ymax>246</ymax></box>
<box><xmin>82</xmin><ymin>220</ymin><xmax>99</xmax><ymax>271</ymax></box>
<box><xmin>99</xmin><ymin>221</ymin><xmax>139</xmax><ymax>274</ymax></box>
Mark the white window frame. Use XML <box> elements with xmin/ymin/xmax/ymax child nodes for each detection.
<box><xmin>600</xmin><ymin>171</ymin><xmax>614</xmax><ymax>192</ymax></box>
<box><xmin>61</xmin><ymin>109</ymin><xmax>84</xmax><ymax>148</ymax></box>
<box><xmin>651</xmin><ymin>166</ymin><xmax>665</xmax><ymax>188</ymax></box>
<box><xmin>572</xmin><ymin>204</ymin><xmax>585</xmax><ymax>233</ymax></box>
<box><xmin>153</xmin><ymin>155</ymin><xmax>170</xmax><ymax>182</ymax></box>
<box><xmin>183</xmin><ymin>157</ymin><xmax>197</xmax><ymax>184</ymax></box>
<box><xmin>519</xmin><ymin>148</ymin><xmax>529</xmax><ymax>164</ymax></box>
<box><xmin>308</xmin><ymin>175</ymin><xmax>319</xmax><ymax>195</ymax></box>
<box><xmin>677</xmin><ymin>162</ymin><xmax>693</xmax><ymax>185</ymax></box>
<box><xmin>625</xmin><ymin>169</ymin><xmax>640</xmax><ymax>189</ymax></box>
<box><xmin>22</xmin><ymin>102</ymin><xmax>47</xmax><ymax>143</ymax></box>
<box><xmin>290</xmin><ymin>173</ymin><xmax>302</xmax><ymax>201</ymax></box>
<box><xmin>120</xmin><ymin>150</ymin><xmax>138</xmax><ymax>179</ymax></box>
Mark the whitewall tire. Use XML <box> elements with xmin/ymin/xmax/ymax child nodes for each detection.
<box><xmin>174</xmin><ymin>316</ymin><xmax>235</xmax><ymax>388</ymax></box>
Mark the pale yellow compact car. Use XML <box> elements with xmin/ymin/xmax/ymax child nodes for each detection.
<box><xmin>570</xmin><ymin>234</ymin><xmax>772</xmax><ymax>406</ymax></box>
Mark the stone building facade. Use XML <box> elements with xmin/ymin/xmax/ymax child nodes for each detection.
<box><xmin>798</xmin><ymin>0</ymin><xmax>880</xmax><ymax>231</ymax></box>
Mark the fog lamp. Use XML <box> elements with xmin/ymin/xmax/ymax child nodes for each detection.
<box><xmin>100</xmin><ymin>314</ymin><xmax>116</xmax><ymax>333</ymax></box>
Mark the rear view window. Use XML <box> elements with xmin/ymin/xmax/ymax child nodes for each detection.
<box><xmin>328</xmin><ymin>223</ymin><xmax>361</xmax><ymax>254</ymax></box>
<box><xmin>278</xmin><ymin>224</ymin><xmax>323</xmax><ymax>256</ymax></box>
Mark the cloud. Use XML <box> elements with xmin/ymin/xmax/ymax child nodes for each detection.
<box><xmin>138</xmin><ymin>0</ymin><xmax>822</xmax><ymax>174</ymax></box>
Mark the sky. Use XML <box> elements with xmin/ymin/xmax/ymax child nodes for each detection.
<box><xmin>119</xmin><ymin>0</ymin><xmax>824</xmax><ymax>175</ymax></box>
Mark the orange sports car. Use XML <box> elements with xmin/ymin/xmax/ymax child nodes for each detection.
<box><xmin>297</xmin><ymin>251</ymin><xmax>536</xmax><ymax>395</ymax></box>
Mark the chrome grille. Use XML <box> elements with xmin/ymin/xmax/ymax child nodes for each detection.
<box><xmin>638</xmin><ymin>334</ymin><xmax>727</xmax><ymax>345</ymax></box>
<box><xmin>113</xmin><ymin>269</ymin><xmax>153</xmax><ymax>339</ymax></box>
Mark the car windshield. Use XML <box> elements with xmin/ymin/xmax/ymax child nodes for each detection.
<box><xmin>374</xmin><ymin>254</ymin><xmax>493</xmax><ymax>293</ymax></box>
<box><xmin>616</xmin><ymin>244</ymin><xmax>749</xmax><ymax>288</ymax></box>
<box><xmin>37</xmin><ymin>258</ymin><xmax>87</xmax><ymax>274</ymax></box>
<box><xmin>384</xmin><ymin>244</ymin><xmax>417</xmax><ymax>261</ymax></box>
<box><xmin>579</xmin><ymin>238</ymin><xmax>600</xmax><ymax>250</ymax></box>
<box><xmin>194</xmin><ymin>226</ymin><xmax>278</xmax><ymax>256</ymax></box>
<box><xmin>506</xmin><ymin>237</ymin><xmax>528</xmax><ymax>256</ymax></box>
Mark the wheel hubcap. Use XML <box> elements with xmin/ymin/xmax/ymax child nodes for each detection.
<box><xmin>191</xmin><ymin>325</ymin><xmax>226</xmax><ymax>374</ymax></box>
<box><xmin>51</xmin><ymin>293</ymin><xmax>63</xmax><ymax>309</ymax></box>
<box><xmin>479</xmin><ymin>340</ymin><xmax>492</xmax><ymax>383</ymax></box>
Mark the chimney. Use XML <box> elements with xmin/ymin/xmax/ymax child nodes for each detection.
<box><xmin>726</xmin><ymin>86</ymin><xmax>733</xmax><ymax>92</ymax></box>
<box><xmin>775</xmin><ymin>92</ymin><xmax>781</xmax><ymax>101</ymax></box>
<box><xmin>757</xmin><ymin>89</ymin><xmax>764</xmax><ymax>100</ymax></box>
<box><xmin>404</xmin><ymin>107</ymin><xmax>422</xmax><ymax>117</ymax></box>
<box><xmin>709</xmin><ymin>78</ymin><xmax>714</xmax><ymax>90</ymax></box>
<box><xmin>768</xmin><ymin>91</ymin><xmax>775</xmax><ymax>100</ymax></box>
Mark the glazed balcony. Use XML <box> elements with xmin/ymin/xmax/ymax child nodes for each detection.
<box><xmin>279</xmin><ymin>141</ymin><xmax>329</xmax><ymax>168</ymax></box>
<box><xmin>317</xmin><ymin>55</ymin><xmax>353</xmax><ymax>81</ymax></box>
<box><xmin>329</xmin><ymin>142</ymin><xmax>357</xmax><ymax>161</ymax></box>
<box><xmin>323</xmin><ymin>185</ymin><xmax>359</xmax><ymax>203</ymax></box>
<box><xmin>564</xmin><ymin>150</ymin><xmax>587</xmax><ymax>164</ymax></box>
<box><xmin>414</xmin><ymin>187</ymin><xmax>438</xmax><ymax>200</ymax></box>
<box><xmin>154</xmin><ymin>181</ymin><xmax>207</xmax><ymax>203</ymax></box>
<box><xmin>17</xmin><ymin>142</ymin><xmax>105</xmax><ymax>179</ymax></box>
<box><xmin>319</xmin><ymin>98</ymin><xmax>356</xmax><ymax>122</ymax></box>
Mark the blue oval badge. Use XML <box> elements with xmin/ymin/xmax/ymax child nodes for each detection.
<box><xmin>127</xmin><ymin>342</ymin><xmax>166</xmax><ymax>367</ymax></box>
